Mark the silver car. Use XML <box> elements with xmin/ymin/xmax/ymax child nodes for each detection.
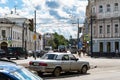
<box><xmin>29</xmin><ymin>52</ymin><xmax>90</xmax><ymax>77</ymax></box>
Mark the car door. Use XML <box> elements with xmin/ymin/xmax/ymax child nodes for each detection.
<box><xmin>69</xmin><ymin>54</ymin><xmax>80</xmax><ymax>71</ymax></box>
<box><xmin>61</xmin><ymin>55</ymin><xmax>71</xmax><ymax>71</ymax></box>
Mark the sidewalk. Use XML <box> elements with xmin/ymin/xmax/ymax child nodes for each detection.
<box><xmin>74</xmin><ymin>52</ymin><xmax>120</xmax><ymax>69</ymax></box>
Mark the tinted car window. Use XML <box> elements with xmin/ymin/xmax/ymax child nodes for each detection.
<box><xmin>62</xmin><ymin>55</ymin><xmax>69</xmax><ymax>60</ymax></box>
<box><xmin>42</xmin><ymin>54</ymin><xmax>57</xmax><ymax>60</ymax></box>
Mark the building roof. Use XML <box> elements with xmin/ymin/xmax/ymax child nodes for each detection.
<box><xmin>4</xmin><ymin>13</ymin><xmax>27</xmax><ymax>24</ymax></box>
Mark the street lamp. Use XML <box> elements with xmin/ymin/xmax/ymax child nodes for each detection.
<box><xmin>90</xmin><ymin>15</ymin><xmax>93</xmax><ymax>57</ymax></box>
<box><xmin>34</xmin><ymin>10</ymin><xmax>37</xmax><ymax>52</ymax></box>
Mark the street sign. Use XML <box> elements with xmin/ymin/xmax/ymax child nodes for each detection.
<box><xmin>78</xmin><ymin>41</ymin><xmax>82</xmax><ymax>49</ymax></box>
<box><xmin>33</xmin><ymin>34</ymin><xmax>37</xmax><ymax>40</ymax></box>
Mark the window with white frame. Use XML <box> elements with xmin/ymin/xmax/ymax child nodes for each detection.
<box><xmin>99</xmin><ymin>26</ymin><xmax>103</xmax><ymax>34</ymax></box>
<box><xmin>106</xmin><ymin>4</ymin><xmax>111</xmax><ymax>12</ymax></box>
<box><xmin>115</xmin><ymin>24</ymin><xmax>118</xmax><ymax>33</ymax></box>
<box><xmin>114</xmin><ymin>3</ymin><xmax>118</xmax><ymax>11</ymax></box>
<box><xmin>2</xmin><ymin>30</ymin><xmax>6</xmax><ymax>38</ymax></box>
<box><xmin>107</xmin><ymin>25</ymin><xmax>110</xmax><ymax>33</ymax></box>
<box><xmin>99</xmin><ymin>5</ymin><xmax>103</xmax><ymax>13</ymax></box>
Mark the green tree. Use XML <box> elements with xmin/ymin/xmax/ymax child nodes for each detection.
<box><xmin>53</xmin><ymin>33</ymin><xmax>69</xmax><ymax>49</ymax></box>
<box><xmin>46</xmin><ymin>32</ymin><xmax>69</xmax><ymax>49</ymax></box>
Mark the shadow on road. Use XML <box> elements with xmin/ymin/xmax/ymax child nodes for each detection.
<box><xmin>40</xmin><ymin>72</ymin><xmax>90</xmax><ymax>79</ymax></box>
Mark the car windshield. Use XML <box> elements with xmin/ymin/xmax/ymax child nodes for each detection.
<box><xmin>41</xmin><ymin>53</ymin><xmax>57</xmax><ymax>60</ymax></box>
<box><xmin>11</xmin><ymin>67</ymin><xmax>43</xmax><ymax>80</ymax></box>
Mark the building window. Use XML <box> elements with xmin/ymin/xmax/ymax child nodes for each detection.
<box><xmin>115</xmin><ymin>24</ymin><xmax>118</xmax><ymax>33</ymax></box>
<box><xmin>115</xmin><ymin>42</ymin><xmax>119</xmax><ymax>50</ymax></box>
<box><xmin>99</xmin><ymin>26</ymin><xmax>103</xmax><ymax>34</ymax></box>
<box><xmin>99</xmin><ymin>5</ymin><xmax>103</xmax><ymax>13</ymax></box>
<box><xmin>2</xmin><ymin>30</ymin><xmax>6</xmax><ymax>38</ymax></box>
<box><xmin>92</xmin><ymin>7</ymin><xmax>96</xmax><ymax>14</ymax></box>
<box><xmin>107</xmin><ymin>42</ymin><xmax>111</xmax><ymax>52</ymax></box>
<box><xmin>100</xmin><ymin>42</ymin><xmax>103</xmax><ymax>52</ymax></box>
<box><xmin>114</xmin><ymin>3</ymin><xmax>118</xmax><ymax>11</ymax></box>
<box><xmin>107</xmin><ymin>25</ymin><xmax>110</xmax><ymax>33</ymax></box>
<box><xmin>106</xmin><ymin>4</ymin><xmax>111</xmax><ymax>12</ymax></box>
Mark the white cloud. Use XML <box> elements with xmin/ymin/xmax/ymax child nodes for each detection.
<box><xmin>0</xmin><ymin>0</ymin><xmax>88</xmax><ymax>39</ymax></box>
<box><xmin>0</xmin><ymin>0</ymin><xmax>8</xmax><ymax>4</ymax></box>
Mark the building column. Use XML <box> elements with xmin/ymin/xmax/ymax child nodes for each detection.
<box><xmin>111</xmin><ymin>41</ymin><xmax>115</xmax><ymax>52</ymax></box>
<box><xmin>103</xmin><ymin>40</ymin><xmax>107</xmax><ymax>52</ymax></box>
<box><xmin>119</xmin><ymin>41</ymin><xmax>120</xmax><ymax>52</ymax></box>
<box><xmin>111</xmin><ymin>19</ymin><xmax>113</xmax><ymax>38</ymax></box>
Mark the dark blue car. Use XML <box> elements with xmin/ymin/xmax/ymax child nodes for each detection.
<box><xmin>0</xmin><ymin>59</ymin><xmax>43</xmax><ymax>80</ymax></box>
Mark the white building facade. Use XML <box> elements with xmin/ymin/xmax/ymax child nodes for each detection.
<box><xmin>86</xmin><ymin>0</ymin><xmax>120</xmax><ymax>57</ymax></box>
<box><xmin>0</xmin><ymin>13</ymin><xmax>42</xmax><ymax>51</ymax></box>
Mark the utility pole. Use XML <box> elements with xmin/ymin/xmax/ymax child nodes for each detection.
<box><xmin>90</xmin><ymin>11</ymin><xmax>93</xmax><ymax>57</ymax></box>
<box><xmin>34</xmin><ymin>10</ymin><xmax>36</xmax><ymax>52</ymax></box>
<box><xmin>77</xmin><ymin>18</ymin><xmax>80</xmax><ymax>49</ymax></box>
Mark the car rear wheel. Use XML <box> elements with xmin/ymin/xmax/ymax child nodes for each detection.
<box><xmin>16</xmin><ymin>56</ymin><xmax>20</xmax><ymax>60</ymax></box>
<box><xmin>37</xmin><ymin>71</ymin><xmax>43</xmax><ymax>76</ymax></box>
<box><xmin>53</xmin><ymin>68</ymin><xmax>61</xmax><ymax>77</ymax></box>
<box><xmin>80</xmin><ymin>66</ymin><xmax>88</xmax><ymax>74</ymax></box>
<box><xmin>25</xmin><ymin>56</ymin><xmax>28</xmax><ymax>59</ymax></box>
<box><xmin>7</xmin><ymin>57</ymin><xmax>10</xmax><ymax>60</ymax></box>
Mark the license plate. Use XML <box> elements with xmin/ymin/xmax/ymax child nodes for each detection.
<box><xmin>33</xmin><ymin>62</ymin><xmax>39</xmax><ymax>66</ymax></box>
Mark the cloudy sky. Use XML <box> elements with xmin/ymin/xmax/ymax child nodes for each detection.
<box><xmin>0</xmin><ymin>0</ymin><xmax>88</xmax><ymax>40</ymax></box>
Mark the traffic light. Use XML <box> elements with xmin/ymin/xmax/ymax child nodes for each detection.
<box><xmin>28</xmin><ymin>19</ymin><xmax>34</xmax><ymax>31</ymax></box>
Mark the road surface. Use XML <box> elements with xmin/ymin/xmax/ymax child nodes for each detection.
<box><xmin>12</xmin><ymin>56</ymin><xmax>120</xmax><ymax>80</ymax></box>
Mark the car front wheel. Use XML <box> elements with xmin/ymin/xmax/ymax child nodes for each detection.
<box><xmin>81</xmin><ymin>66</ymin><xmax>88</xmax><ymax>74</ymax></box>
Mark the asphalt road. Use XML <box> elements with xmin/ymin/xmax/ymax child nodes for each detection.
<box><xmin>12</xmin><ymin>56</ymin><xmax>120</xmax><ymax>80</ymax></box>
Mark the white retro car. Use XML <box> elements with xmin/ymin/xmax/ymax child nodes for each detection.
<box><xmin>29</xmin><ymin>52</ymin><xmax>90</xmax><ymax>77</ymax></box>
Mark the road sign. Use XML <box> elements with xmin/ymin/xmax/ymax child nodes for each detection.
<box><xmin>78</xmin><ymin>41</ymin><xmax>82</xmax><ymax>49</ymax></box>
<box><xmin>33</xmin><ymin>34</ymin><xmax>37</xmax><ymax>40</ymax></box>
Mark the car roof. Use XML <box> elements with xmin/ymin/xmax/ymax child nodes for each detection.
<box><xmin>46</xmin><ymin>52</ymin><xmax>71</xmax><ymax>55</ymax></box>
<box><xmin>0</xmin><ymin>60</ymin><xmax>21</xmax><ymax>73</ymax></box>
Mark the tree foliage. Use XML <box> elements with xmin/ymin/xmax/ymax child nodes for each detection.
<box><xmin>48</xmin><ymin>32</ymin><xmax>69</xmax><ymax>49</ymax></box>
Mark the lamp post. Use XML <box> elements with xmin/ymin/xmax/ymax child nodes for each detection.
<box><xmin>77</xmin><ymin>18</ymin><xmax>80</xmax><ymax>50</ymax></box>
<box><xmin>90</xmin><ymin>16</ymin><xmax>93</xmax><ymax>57</ymax></box>
<box><xmin>90</xmin><ymin>8</ymin><xmax>93</xmax><ymax>57</ymax></box>
<box><xmin>34</xmin><ymin>10</ymin><xmax>37</xmax><ymax>52</ymax></box>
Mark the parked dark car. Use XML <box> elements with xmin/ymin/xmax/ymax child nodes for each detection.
<box><xmin>6</xmin><ymin>47</ymin><xmax>28</xmax><ymax>60</ymax></box>
<box><xmin>0</xmin><ymin>49</ymin><xmax>6</xmax><ymax>58</ymax></box>
<box><xmin>0</xmin><ymin>59</ymin><xmax>43</xmax><ymax>80</ymax></box>
<box><xmin>34</xmin><ymin>50</ymin><xmax>47</xmax><ymax>58</ymax></box>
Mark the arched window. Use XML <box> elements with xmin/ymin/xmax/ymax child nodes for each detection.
<box><xmin>99</xmin><ymin>5</ymin><xmax>103</xmax><ymax>13</ymax></box>
<box><xmin>114</xmin><ymin>3</ymin><xmax>118</xmax><ymax>11</ymax></box>
<box><xmin>99</xmin><ymin>26</ymin><xmax>103</xmax><ymax>34</ymax></box>
<box><xmin>106</xmin><ymin>4</ymin><xmax>111</xmax><ymax>12</ymax></box>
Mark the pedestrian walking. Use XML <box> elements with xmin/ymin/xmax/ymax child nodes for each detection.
<box><xmin>78</xmin><ymin>48</ymin><xmax>82</xmax><ymax>57</ymax></box>
<box><xmin>115</xmin><ymin>49</ymin><xmax>119</xmax><ymax>57</ymax></box>
<box><xmin>82</xmin><ymin>48</ymin><xmax>86</xmax><ymax>56</ymax></box>
<box><xmin>33</xmin><ymin>51</ymin><xmax>36</xmax><ymax>60</ymax></box>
